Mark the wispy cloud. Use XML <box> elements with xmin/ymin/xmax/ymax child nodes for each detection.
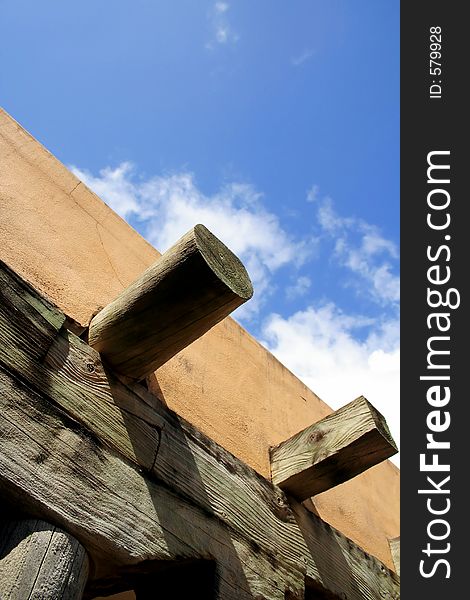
<box><xmin>70</xmin><ymin>163</ymin><xmax>309</xmax><ymax>319</ymax></box>
<box><xmin>291</xmin><ymin>48</ymin><xmax>315</xmax><ymax>67</ymax></box>
<box><xmin>312</xmin><ymin>192</ymin><xmax>400</xmax><ymax>306</ymax></box>
<box><xmin>74</xmin><ymin>162</ymin><xmax>140</xmax><ymax>218</ymax></box>
<box><xmin>306</xmin><ymin>184</ymin><xmax>320</xmax><ymax>203</ymax></box>
<box><xmin>206</xmin><ymin>2</ymin><xmax>238</xmax><ymax>49</ymax></box>
<box><xmin>285</xmin><ymin>275</ymin><xmax>311</xmax><ymax>300</ymax></box>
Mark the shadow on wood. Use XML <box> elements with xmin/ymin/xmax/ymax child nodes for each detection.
<box><xmin>0</xmin><ymin>260</ymin><xmax>400</xmax><ymax>600</ymax></box>
<box><xmin>114</xmin><ymin>372</ymin><xmax>260</xmax><ymax>600</ymax></box>
<box><xmin>89</xmin><ymin>225</ymin><xmax>253</xmax><ymax>381</ymax></box>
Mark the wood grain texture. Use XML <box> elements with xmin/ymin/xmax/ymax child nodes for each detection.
<box><xmin>0</xmin><ymin>261</ymin><xmax>400</xmax><ymax>600</ymax></box>
<box><xmin>1</xmin><ymin>107</ymin><xmax>400</xmax><ymax>572</ymax></box>
<box><xmin>0</xmin><ymin>367</ymin><xmax>292</xmax><ymax>600</ymax></box>
<box><xmin>88</xmin><ymin>225</ymin><xmax>253</xmax><ymax>380</ymax></box>
<box><xmin>0</xmin><ymin>263</ymin><xmax>65</xmax><ymax>361</ymax></box>
<box><xmin>291</xmin><ymin>500</ymin><xmax>398</xmax><ymax>600</ymax></box>
<box><xmin>0</xmin><ymin>519</ymin><xmax>88</xmax><ymax>600</ymax></box>
<box><xmin>388</xmin><ymin>537</ymin><xmax>400</xmax><ymax>577</ymax></box>
<box><xmin>270</xmin><ymin>396</ymin><xmax>398</xmax><ymax>500</ymax></box>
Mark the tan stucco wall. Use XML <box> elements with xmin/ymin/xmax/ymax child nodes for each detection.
<box><xmin>0</xmin><ymin>108</ymin><xmax>399</xmax><ymax>569</ymax></box>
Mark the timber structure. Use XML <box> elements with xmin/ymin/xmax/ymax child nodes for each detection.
<box><xmin>0</xmin><ymin>108</ymin><xmax>399</xmax><ymax>599</ymax></box>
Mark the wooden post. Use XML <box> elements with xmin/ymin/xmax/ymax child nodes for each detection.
<box><xmin>0</xmin><ymin>519</ymin><xmax>89</xmax><ymax>600</ymax></box>
<box><xmin>270</xmin><ymin>396</ymin><xmax>398</xmax><ymax>500</ymax></box>
<box><xmin>88</xmin><ymin>224</ymin><xmax>253</xmax><ymax>380</ymax></box>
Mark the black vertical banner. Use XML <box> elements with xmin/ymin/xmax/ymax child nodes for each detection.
<box><xmin>401</xmin><ymin>2</ymin><xmax>467</xmax><ymax>598</ymax></box>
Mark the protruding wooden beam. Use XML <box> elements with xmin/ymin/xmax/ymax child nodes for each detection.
<box><xmin>88</xmin><ymin>224</ymin><xmax>253</xmax><ymax>380</ymax></box>
<box><xmin>0</xmin><ymin>263</ymin><xmax>400</xmax><ymax>600</ymax></box>
<box><xmin>0</xmin><ymin>519</ymin><xmax>89</xmax><ymax>600</ymax></box>
<box><xmin>270</xmin><ymin>395</ymin><xmax>398</xmax><ymax>500</ymax></box>
<box><xmin>388</xmin><ymin>536</ymin><xmax>400</xmax><ymax>576</ymax></box>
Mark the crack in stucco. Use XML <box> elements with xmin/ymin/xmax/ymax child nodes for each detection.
<box><xmin>94</xmin><ymin>221</ymin><xmax>126</xmax><ymax>287</ymax></box>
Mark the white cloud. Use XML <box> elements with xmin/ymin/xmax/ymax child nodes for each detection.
<box><xmin>362</xmin><ymin>232</ymin><xmax>398</xmax><ymax>258</ymax></box>
<box><xmin>262</xmin><ymin>304</ymin><xmax>400</xmax><ymax>460</ymax></box>
<box><xmin>265</xmin><ymin>188</ymin><xmax>401</xmax><ymax>462</ymax></box>
<box><xmin>206</xmin><ymin>2</ymin><xmax>238</xmax><ymax>49</ymax></box>
<box><xmin>215</xmin><ymin>1</ymin><xmax>229</xmax><ymax>13</ymax></box>
<box><xmin>306</xmin><ymin>184</ymin><xmax>320</xmax><ymax>203</ymax></box>
<box><xmin>312</xmin><ymin>194</ymin><xmax>400</xmax><ymax>306</ymax></box>
<box><xmin>292</xmin><ymin>48</ymin><xmax>315</xmax><ymax>67</ymax></box>
<box><xmin>317</xmin><ymin>196</ymin><xmax>350</xmax><ymax>232</ymax></box>
<box><xmin>69</xmin><ymin>163</ymin><xmax>308</xmax><ymax>319</ymax></box>
<box><xmin>286</xmin><ymin>275</ymin><xmax>311</xmax><ymax>300</ymax></box>
<box><xmin>71</xmin><ymin>163</ymin><xmax>400</xmax><ymax>463</ymax></box>
<box><xmin>72</xmin><ymin>162</ymin><xmax>140</xmax><ymax>218</ymax></box>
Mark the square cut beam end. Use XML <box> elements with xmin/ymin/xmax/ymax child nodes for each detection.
<box><xmin>270</xmin><ymin>395</ymin><xmax>398</xmax><ymax>500</ymax></box>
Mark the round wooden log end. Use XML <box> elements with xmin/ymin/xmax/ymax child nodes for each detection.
<box><xmin>193</xmin><ymin>224</ymin><xmax>254</xmax><ymax>301</ymax></box>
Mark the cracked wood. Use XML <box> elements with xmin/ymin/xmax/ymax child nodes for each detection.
<box><xmin>270</xmin><ymin>396</ymin><xmax>398</xmax><ymax>501</ymax></box>
<box><xmin>0</xmin><ymin>260</ymin><xmax>399</xmax><ymax>600</ymax></box>
<box><xmin>0</xmin><ymin>519</ymin><xmax>89</xmax><ymax>600</ymax></box>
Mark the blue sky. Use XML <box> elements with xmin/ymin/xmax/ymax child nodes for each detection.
<box><xmin>1</xmin><ymin>1</ymin><xmax>400</xmax><ymax>456</ymax></box>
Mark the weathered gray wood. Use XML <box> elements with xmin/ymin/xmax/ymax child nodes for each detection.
<box><xmin>0</xmin><ymin>519</ymin><xmax>88</xmax><ymax>600</ymax></box>
<box><xmin>0</xmin><ymin>260</ymin><xmax>400</xmax><ymax>600</ymax></box>
<box><xmin>388</xmin><ymin>537</ymin><xmax>400</xmax><ymax>577</ymax></box>
<box><xmin>0</xmin><ymin>263</ymin><xmax>65</xmax><ymax>361</ymax></box>
<box><xmin>270</xmin><ymin>396</ymin><xmax>398</xmax><ymax>500</ymax></box>
<box><xmin>88</xmin><ymin>225</ymin><xmax>253</xmax><ymax>381</ymax></box>
<box><xmin>0</xmin><ymin>367</ymin><xmax>297</xmax><ymax>600</ymax></box>
<box><xmin>291</xmin><ymin>500</ymin><xmax>398</xmax><ymax>600</ymax></box>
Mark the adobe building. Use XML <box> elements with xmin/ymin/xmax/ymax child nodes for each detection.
<box><xmin>0</xmin><ymin>108</ymin><xmax>399</xmax><ymax>599</ymax></box>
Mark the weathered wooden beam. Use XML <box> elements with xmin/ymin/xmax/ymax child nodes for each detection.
<box><xmin>88</xmin><ymin>225</ymin><xmax>253</xmax><ymax>381</ymax></box>
<box><xmin>0</xmin><ymin>260</ymin><xmax>400</xmax><ymax>600</ymax></box>
<box><xmin>0</xmin><ymin>264</ymin><xmax>65</xmax><ymax>360</ymax></box>
<box><xmin>0</xmin><ymin>366</ymin><xmax>289</xmax><ymax>600</ymax></box>
<box><xmin>270</xmin><ymin>396</ymin><xmax>398</xmax><ymax>500</ymax></box>
<box><xmin>389</xmin><ymin>536</ymin><xmax>400</xmax><ymax>577</ymax></box>
<box><xmin>0</xmin><ymin>519</ymin><xmax>89</xmax><ymax>600</ymax></box>
<box><xmin>290</xmin><ymin>499</ymin><xmax>398</xmax><ymax>600</ymax></box>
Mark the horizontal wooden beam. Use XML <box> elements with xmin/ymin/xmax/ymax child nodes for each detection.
<box><xmin>0</xmin><ymin>365</ymin><xmax>293</xmax><ymax>600</ymax></box>
<box><xmin>88</xmin><ymin>225</ymin><xmax>253</xmax><ymax>381</ymax></box>
<box><xmin>291</xmin><ymin>499</ymin><xmax>398</xmax><ymax>600</ymax></box>
<box><xmin>0</xmin><ymin>264</ymin><xmax>65</xmax><ymax>360</ymax></box>
<box><xmin>0</xmin><ymin>519</ymin><xmax>88</xmax><ymax>600</ymax></box>
<box><xmin>270</xmin><ymin>396</ymin><xmax>398</xmax><ymax>500</ymax></box>
<box><xmin>0</xmin><ymin>260</ymin><xmax>399</xmax><ymax>600</ymax></box>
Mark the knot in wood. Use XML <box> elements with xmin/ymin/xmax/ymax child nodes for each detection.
<box><xmin>308</xmin><ymin>430</ymin><xmax>325</xmax><ymax>443</ymax></box>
